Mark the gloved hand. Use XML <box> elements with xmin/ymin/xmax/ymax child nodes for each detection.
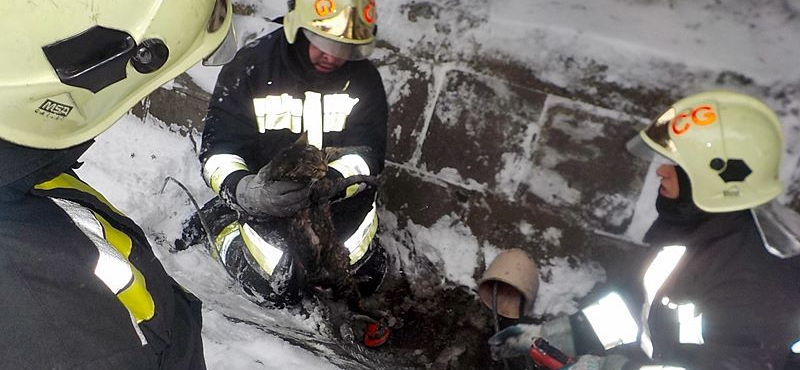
<box><xmin>488</xmin><ymin>323</ymin><xmax>542</xmax><ymax>359</ymax></box>
<box><xmin>488</xmin><ymin>316</ymin><xmax>576</xmax><ymax>361</ymax></box>
<box><xmin>234</xmin><ymin>169</ymin><xmax>309</xmax><ymax>217</ymax></box>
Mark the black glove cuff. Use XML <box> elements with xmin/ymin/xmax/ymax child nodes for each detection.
<box><xmin>219</xmin><ymin>169</ymin><xmax>250</xmax><ymax>206</ymax></box>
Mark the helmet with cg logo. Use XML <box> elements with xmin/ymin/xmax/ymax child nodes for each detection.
<box><xmin>634</xmin><ymin>90</ymin><xmax>783</xmax><ymax>212</ymax></box>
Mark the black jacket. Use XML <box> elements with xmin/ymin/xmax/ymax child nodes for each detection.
<box><xmin>200</xmin><ymin>28</ymin><xmax>388</xmax><ymax>236</ymax></box>
<box><xmin>638</xmin><ymin>195</ymin><xmax>800</xmax><ymax>370</ymax></box>
<box><xmin>0</xmin><ymin>140</ymin><xmax>204</xmax><ymax>370</ymax></box>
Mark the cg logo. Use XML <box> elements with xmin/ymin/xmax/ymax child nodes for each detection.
<box><xmin>314</xmin><ymin>0</ymin><xmax>335</xmax><ymax>17</ymax></box>
<box><xmin>364</xmin><ymin>0</ymin><xmax>376</xmax><ymax>24</ymax></box>
<box><xmin>671</xmin><ymin>105</ymin><xmax>717</xmax><ymax>135</ymax></box>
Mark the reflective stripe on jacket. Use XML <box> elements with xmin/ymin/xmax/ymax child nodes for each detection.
<box><xmin>579</xmin><ymin>209</ymin><xmax>800</xmax><ymax>370</ymax></box>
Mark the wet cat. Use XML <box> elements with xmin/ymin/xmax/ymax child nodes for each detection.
<box><xmin>264</xmin><ymin>132</ymin><xmax>379</xmax><ymax>316</ymax></box>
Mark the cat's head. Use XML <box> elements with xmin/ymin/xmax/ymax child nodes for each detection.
<box><xmin>267</xmin><ymin>132</ymin><xmax>327</xmax><ymax>183</ymax></box>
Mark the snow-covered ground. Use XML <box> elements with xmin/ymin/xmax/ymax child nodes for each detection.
<box><xmin>78</xmin><ymin>0</ymin><xmax>800</xmax><ymax>368</ymax></box>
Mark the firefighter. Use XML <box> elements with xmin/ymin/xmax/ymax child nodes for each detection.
<box><xmin>488</xmin><ymin>90</ymin><xmax>800</xmax><ymax>370</ymax></box>
<box><xmin>191</xmin><ymin>0</ymin><xmax>388</xmax><ymax>309</ymax></box>
<box><xmin>0</xmin><ymin>1</ymin><xmax>235</xmax><ymax>368</ymax></box>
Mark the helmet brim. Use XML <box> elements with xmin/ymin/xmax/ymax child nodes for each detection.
<box><xmin>626</xmin><ymin>133</ymin><xmax>676</xmax><ymax>165</ymax></box>
<box><xmin>303</xmin><ymin>29</ymin><xmax>374</xmax><ymax>61</ymax></box>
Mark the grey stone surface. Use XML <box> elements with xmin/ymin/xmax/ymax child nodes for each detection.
<box><xmin>531</xmin><ymin>99</ymin><xmax>650</xmax><ymax>234</ymax></box>
<box><xmin>375</xmin><ymin>54</ymin><xmax>434</xmax><ymax>164</ymax></box>
<box><xmin>419</xmin><ymin>69</ymin><xmax>546</xmax><ymax>188</ymax></box>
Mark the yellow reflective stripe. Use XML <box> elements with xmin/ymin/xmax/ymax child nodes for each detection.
<box><xmin>116</xmin><ymin>267</ymin><xmax>156</xmax><ymax>323</ymax></box>
<box><xmin>344</xmin><ymin>203</ymin><xmax>378</xmax><ymax>265</ymax></box>
<box><xmin>240</xmin><ymin>223</ymin><xmax>284</xmax><ymax>275</ymax></box>
<box><xmin>214</xmin><ymin>221</ymin><xmax>241</xmax><ymax>262</ymax></box>
<box><xmin>94</xmin><ymin>242</ymin><xmax>135</xmax><ymax>293</ymax></box>
<box><xmin>96</xmin><ymin>212</ymin><xmax>132</xmax><ymax>257</ymax></box>
<box><xmin>640</xmin><ymin>245</ymin><xmax>687</xmax><ymax>357</ymax></box>
<box><xmin>323</xmin><ymin>94</ymin><xmax>359</xmax><ymax>132</ymax></box>
<box><xmin>254</xmin><ymin>92</ymin><xmax>355</xmax><ymax>137</ymax></box>
<box><xmin>643</xmin><ymin>246</ymin><xmax>686</xmax><ymax>306</ymax></box>
<box><xmin>640</xmin><ymin>330</ymin><xmax>655</xmax><ymax>359</ymax></box>
<box><xmin>677</xmin><ymin>303</ymin><xmax>704</xmax><ymax>345</ymax></box>
<box><xmin>304</xmin><ymin>91</ymin><xmax>323</xmax><ymax>149</ymax></box>
<box><xmin>329</xmin><ymin>154</ymin><xmax>371</xmax><ymax>177</ymax></box>
<box><xmin>329</xmin><ymin>154</ymin><xmax>371</xmax><ymax>198</ymax></box>
<box><xmin>581</xmin><ymin>292</ymin><xmax>639</xmax><ymax>350</ymax></box>
<box><xmin>95</xmin><ymin>212</ymin><xmax>155</xmax><ymax>323</ymax></box>
<box><xmin>253</xmin><ymin>94</ymin><xmax>303</xmax><ymax>134</ymax></box>
<box><xmin>203</xmin><ymin>154</ymin><xmax>249</xmax><ymax>193</ymax></box>
<box><xmin>50</xmin><ymin>197</ymin><xmax>155</xmax><ymax>324</ymax></box>
<box><xmin>34</xmin><ymin>173</ymin><xmax>124</xmax><ymax>216</ymax></box>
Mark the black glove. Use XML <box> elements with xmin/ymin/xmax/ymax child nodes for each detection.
<box><xmin>234</xmin><ymin>168</ymin><xmax>309</xmax><ymax>218</ymax></box>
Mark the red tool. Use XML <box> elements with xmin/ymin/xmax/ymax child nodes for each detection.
<box><xmin>363</xmin><ymin>321</ymin><xmax>391</xmax><ymax>348</ymax></box>
<box><xmin>528</xmin><ymin>337</ymin><xmax>576</xmax><ymax>370</ymax></box>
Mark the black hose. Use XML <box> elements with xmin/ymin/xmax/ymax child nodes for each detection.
<box><xmin>493</xmin><ymin>281</ymin><xmax>512</xmax><ymax>370</ymax></box>
<box><xmin>160</xmin><ymin>176</ymin><xmax>216</xmax><ymax>253</ymax></box>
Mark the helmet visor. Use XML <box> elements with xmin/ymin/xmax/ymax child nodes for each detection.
<box><xmin>310</xmin><ymin>5</ymin><xmax>374</xmax><ymax>43</ymax></box>
<box><xmin>626</xmin><ymin>133</ymin><xmax>675</xmax><ymax>165</ymax></box>
<box><xmin>642</xmin><ymin>107</ymin><xmax>678</xmax><ymax>153</ymax></box>
<box><xmin>203</xmin><ymin>0</ymin><xmax>237</xmax><ymax>66</ymax></box>
<box><xmin>625</xmin><ymin>133</ymin><xmax>656</xmax><ymax>161</ymax></box>
<box><xmin>303</xmin><ymin>29</ymin><xmax>374</xmax><ymax>61</ymax></box>
<box><xmin>203</xmin><ymin>21</ymin><xmax>237</xmax><ymax>66</ymax></box>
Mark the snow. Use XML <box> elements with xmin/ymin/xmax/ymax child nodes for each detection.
<box><xmin>71</xmin><ymin>0</ymin><xmax>800</xmax><ymax>368</ymax></box>
<box><xmin>202</xmin><ymin>310</ymin><xmax>341</xmax><ymax>370</ymax></box>
<box><xmin>535</xmin><ymin>258</ymin><xmax>607</xmax><ymax>316</ymax></box>
<box><xmin>485</xmin><ymin>0</ymin><xmax>800</xmax><ymax>85</ymax></box>
<box><xmin>433</xmin><ymin>167</ymin><xmax>488</xmax><ymax>192</ymax></box>
<box><xmin>403</xmin><ymin>214</ymin><xmax>482</xmax><ymax>288</ymax></box>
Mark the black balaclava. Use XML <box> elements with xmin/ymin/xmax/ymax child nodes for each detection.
<box><xmin>643</xmin><ymin>165</ymin><xmax>712</xmax><ymax>246</ymax></box>
<box><xmin>654</xmin><ymin>165</ymin><xmax>710</xmax><ymax>225</ymax></box>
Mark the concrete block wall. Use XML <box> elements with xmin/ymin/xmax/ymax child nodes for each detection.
<box><xmin>133</xmin><ymin>1</ymin><xmax>800</xmax><ymax>283</ymax></box>
<box><xmin>376</xmin><ymin>58</ymin><xmax>653</xmax><ymax>267</ymax></box>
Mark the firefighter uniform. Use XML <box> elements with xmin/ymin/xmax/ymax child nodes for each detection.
<box><xmin>197</xmin><ymin>26</ymin><xmax>388</xmax><ymax>306</ymax></box>
<box><xmin>0</xmin><ymin>142</ymin><xmax>205</xmax><ymax>370</ymax></box>
<box><xmin>489</xmin><ymin>91</ymin><xmax>800</xmax><ymax>370</ymax></box>
<box><xmin>0</xmin><ymin>0</ymin><xmax>235</xmax><ymax>367</ymax></box>
<box><xmin>566</xmin><ymin>192</ymin><xmax>800</xmax><ymax>370</ymax></box>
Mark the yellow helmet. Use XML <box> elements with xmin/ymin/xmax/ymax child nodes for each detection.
<box><xmin>284</xmin><ymin>0</ymin><xmax>377</xmax><ymax>60</ymax></box>
<box><xmin>0</xmin><ymin>0</ymin><xmax>235</xmax><ymax>149</ymax></box>
<box><xmin>634</xmin><ymin>90</ymin><xmax>783</xmax><ymax>213</ymax></box>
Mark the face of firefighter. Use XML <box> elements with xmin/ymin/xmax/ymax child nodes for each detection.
<box><xmin>308</xmin><ymin>42</ymin><xmax>347</xmax><ymax>73</ymax></box>
<box><xmin>656</xmin><ymin>164</ymin><xmax>680</xmax><ymax>199</ymax></box>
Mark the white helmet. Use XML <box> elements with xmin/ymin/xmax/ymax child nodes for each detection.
<box><xmin>629</xmin><ymin>90</ymin><xmax>783</xmax><ymax>213</ymax></box>
<box><xmin>0</xmin><ymin>0</ymin><xmax>236</xmax><ymax>149</ymax></box>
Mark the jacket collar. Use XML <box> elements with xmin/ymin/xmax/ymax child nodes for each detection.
<box><xmin>0</xmin><ymin>139</ymin><xmax>93</xmax><ymax>193</ymax></box>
